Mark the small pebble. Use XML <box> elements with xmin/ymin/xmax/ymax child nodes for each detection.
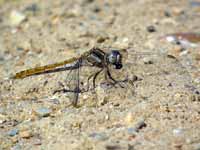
<box><xmin>173</xmin><ymin>128</ymin><xmax>184</xmax><ymax>136</ymax></box>
<box><xmin>174</xmin><ymin>143</ymin><xmax>183</xmax><ymax>149</ymax></box>
<box><xmin>66</xmin><ymin>6</ymin><xmax>82</xmax><ymax>17</ymax></box>
<box><xmin>93</xmin><ymin>6</ymin><xmax>101</xmax><ymax>13</ymax></box>
<box><xmin>131</xmin><ymin>75</ymin><xmax>140</xmax><ymax>82</ymax></box>
<box><xmin>19</xmin><ymin>130</ymin><xmax>33</xmax><ymax>139</ymax></box>
<box><xmin>125</xmin><ymin>114</ymin><xmax>147</xmax><ymax>132</ymax></box>
<box><xmin>9</xmin><ymin>10</ymin><xmax>26</xmax><ymax>26</ymax></box>
<box><xmin>48</xmin><ymin>98</ymin><xmax>60</xmax><ymax>105</ymax></box>
<box><xmin>143</xmin><ymin>57</ymin><xmax>154</xmax><ymax>64</ymax></box>
<box><xmin>8</xmin><ymin>129</ymin><xmax>19</xmax><ymax>136</ymax></box>
<box><xmin>193</xmin><ymin>143</ymin><xmax>200</xmax><ymax>150</ymax></box>
<box><xmin>11</xmin><ymin>144</ymin><xmax>22</xmax><ymax>150</ymax></box>
<box><xmin>174</xmin><ymin>93</ymin><xmax>184</xmax><ymax>101</ymax></box>
<box><xmin>84</xmin><ymin>0</ymin><xmax>94</xmax><ymax>3</ymax></box>
<box><xmin>172</xmin><ymin>7</ymin><xmax>185</xmax><ymax>16</ymax></box>
<box><xmin>133</xmin><ymin>119</ymin><xmax>147</xmax><ymax>132</ymax></box>
<box><xmin>147</xmin><ymin>25</ymin><xmax>156</xmax><ymax>32</ymax></box>
<box><xmin>160</xmin><ymin>32</ymin><xmax>200</xmax><ymax>48</ymax></box>
<box><xmin>100</xmin><ymin>82</ymin><xmax>113</xmax><ymax>90</ymax></box>
<box><xmin>161</xmin><ymin>18</ymin><xmax>178</xmax><ymax>26</ymax></box>
<box><xmin>105</xmin><ymin>145</ymin><xmax>121</xmax><ymax>150</ymax></box>
<box><xmin>186</xmin><ymin>138</ymin><xmax>192</xmax><ymax>144</ymax></box>
<box><xmin>89</xmin><ymin>132</ymin><xmax>108</xmax><ymax>141</ymax></box>
<box><xmin>34</xmin><ymin>107</ymin><xmax>52</xmax><ymax>117</ymax></box>
<box><xmin>190</xmin><ymin>1</ymin><xmax>200</xmax><ymax>7</ymax></box>
<box><xmin>33</xmin><ymin>139</ymin><xmax>42</xmax><ymax>145</ymax></box>
<box><xmin>11</xmin><ymin>136</ymin><xmax>18</xmax><ymax>143</ymax></box>
<box><xmin>164</xmin><ymin>10</ymin><xmax>171</xmax><ymax>17</ymax></box>
<box><xmin>127</xmin><ymin>127</ymin><xmax>138</xmax><ymax>136</ymax></box>
<box><xmin>96</xmin><ymin>36</ymin><xmax>107</xmax><ymax>43</ymax></box>
<box><xmin>24</xmin><ymin>3</ymin><xmax>39</xmax><ymax>13</ymax></box>
<box><xmin>0</xmin><ymin>114</ymin><xmax>6</xmax><ymax>124</ymax></box>
<box><xmin>125</xmin><ymin>112</ymin><xmax>134</xmax><ymax>125</ymax></box>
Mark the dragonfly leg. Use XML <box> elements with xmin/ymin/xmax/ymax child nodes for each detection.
<box><xmin>83</xmin><ymin>68</ymin><xmax>104</xmax><ymax>92</ymax></box>
<box><xmin>106</xmin><ymin>68</ymin><xmax>129</xmax><ymax>88</ymax></box>
<box><xmin>103</xmin><ymin>68</ymin><xmax>117</xmax><ymax>88</ymax></box>
<box><xmin>53</xmin><ymin>88</ymin><xmax>81</xmax><ymax>94</ymax></box>
<box><xmin>85</xmin><ymin>72</ymin><xmax>97</xmax><ymax>92</ymax></box>
<box><xmin>92</xmin><ymin>68</ymin><xmax>104</xmax><ymax>89</ymax></box>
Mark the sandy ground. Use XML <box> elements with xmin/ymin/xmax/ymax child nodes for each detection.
<box><xmin>0</xmin><ymin>0</ymin><xmax>200</xmax><ymax>150</ymax></box>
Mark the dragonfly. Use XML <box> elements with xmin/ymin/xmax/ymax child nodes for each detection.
<box><xmin>11</xmin><ymin>47</ymin><xmax>129</xmax><ymax>106</ymax></box>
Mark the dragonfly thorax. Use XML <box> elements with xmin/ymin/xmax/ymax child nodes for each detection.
<box><xmin>85</xmin><ymin>48</ymin><xmax>123</xmax><ymax>69</ymax></box>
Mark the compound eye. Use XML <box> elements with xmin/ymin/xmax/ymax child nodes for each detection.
<box><xmin>112</xmin><ymin>50</ymin><xmax>121</xmax><ymax>61</ymax></box>
<box><xmin>108</xmin><ymin>51</ymin><xmax>117</xmax><ymax>63</ymax></box>
<box><xmin>110</xmin><ymin>54</ymin><xmax>117</xmax><ymax>63</ymax></box>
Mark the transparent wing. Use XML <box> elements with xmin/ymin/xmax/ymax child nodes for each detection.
<box><xmin>60</xmin><ymin>60</ymin><xmax>81</xmax><ymax>107</ymax></box>
<box><xmin>64</xmin><ymin>59</ymin><xmax>104</xmax><ymax>106</ymax></box>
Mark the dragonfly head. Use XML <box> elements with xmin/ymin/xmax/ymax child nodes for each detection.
<box><xmin>107</xmin><ymin>50</ymin><xmax>123</xmax><ymax>69</ymax></box>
